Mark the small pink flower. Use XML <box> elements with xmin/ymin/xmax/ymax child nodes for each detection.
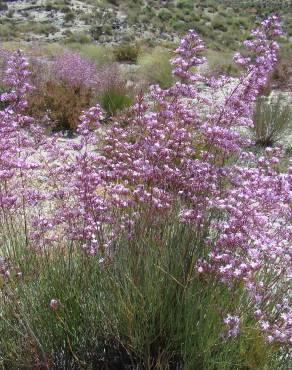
<box><xmin>266</xmin><ymin>335</ymin><xmax>274</xmax><ymax>343</ymax></box>
<box><xmin>50</xmin><ymin>299</ymin><xmax>60</xmax><ymax>311</ymax></box>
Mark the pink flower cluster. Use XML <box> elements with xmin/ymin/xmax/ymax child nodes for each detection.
<box><xmin>52</xmin><ymin>50</ymin><xmax>99</xmax><ymax>89</ymax></box>
<box><xmin>1</xmin><ymin>49</ymin><xmax>33</xmax><ymax>114</ymax></box>
<box><xmin>170</xmin><ymin>29</ymin><xmax>206</xmax><ymax>83</ymax></box>
<box><xmin>0</xmin><ymin>16</ymin><xmax>290</xmax><ymax>346</ymax></box>
<box><xmin>223</xmin><ymin>315</ymin><xmax>240</xmax><ymax>338</ymax></box>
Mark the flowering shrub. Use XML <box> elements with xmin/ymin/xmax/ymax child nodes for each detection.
<box><xmin>0</xmin><ymin>49</ymin><xmax>33</xmax><ymax>114</ymax></box>
<box><xmin>38</xmin><ymin>15</ymin><xmax>290</xmax><ymax>346</ymax></box>
<box><xmin>26</xmin><ymin>51</ymin><xmax>134</xmax><ymax>130</ymax></box>
<box><xmin>26</xmin><ymin>50</ymin><xmax>102</xmax><ymax>132</ymax></box>
<box><xmin>0</xmin><ymin>15</ymin><xmax>290</xmax><ymax>368</ymax></box>
<box><xmin>52</xmin><ymin>50</ymin><xmax>100</xmax><ymax>89</ymax></box>
<box><xmin>27</xmin><ymin>78</ymin><xmax>95</xmax><ymax>131</ymax></box>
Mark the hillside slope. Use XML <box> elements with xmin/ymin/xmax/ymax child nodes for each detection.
<box><xmin>0</xmin><ymin>0</ymin><xmax>291</xmax><ymax>51</ymax></box>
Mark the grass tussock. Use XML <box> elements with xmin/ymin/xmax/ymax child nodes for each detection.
<box><xmin>0</xmin><ymin>219</ymin><xmax>283</xmax><ymax>369</ymax></box>
<box><xmin>138</xmin><ymin>47</ymin><xmax>174</xmax><ymax>88</ymax></box>
<box><xmin>65</xmin><ymin>43</ymin><xmax>114</xmax><ymax>66</ymax></box>
<box><xmin>252</xmin><ymin>95</ymin><xmax>292</xmax><ymax>147</ymax></box>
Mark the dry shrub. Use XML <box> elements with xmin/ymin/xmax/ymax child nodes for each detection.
<box><xmin>270</xmin><ymin>58</ymin><xmax>292</xmax><ymax>90</ymax></box>
<box><xmin>27</xmin><ymin>80</ymin><xmax>94</xmax><ymax>132</ymax></box>
<box><xmin>26</xmin><ymin>51</ymin><xmax>99</xmax><ymax>132</ymax></box>
<box><xmin>113</xmin><ymin>43</ymin><xmax>140</xmax><ymax>62</ymax></box>
<box><xmin>260</xmin><ymin>57</ymin><xmax>292</xmax><ymax>95</ymax></box>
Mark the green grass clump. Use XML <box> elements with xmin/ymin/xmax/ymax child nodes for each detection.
<box><xmin>64</xmin><ymin>31</ymin><xmax>92</xmax><ymax>44</ymax></box>
<box><xmin>113</xmin><ymin>42</ymin><xmax>140</xmax><ymax>62</ymax></box>
<box><xmin>176</xmin><ymin>0</ymin><xmax>194</xmax><ymax>10</ymax></box>
<box><xmin>252</xmin><ymin>95</ymin><xmax>292</xmax><ymax>147</ymax></box>
<box><xmin>206</xmin><ymin>49</ymin><xmax>241</xmax><ymax>76</ymax></box>
<box><xmin>138</xmin><ymin>47</ymin><xmax>174</xmax><ymax>88</ymax></box>
<box><xmin>158</xmin><ymin>8</ymin><xmax>173</xmax><ymax>21</ymax></box>
<box><xmin>98</xmin><ymin>86</ymin><xmax>133</xmax><ymax>117</ymax></box>
<box><xmin>97</xmin><ymin>69</ymin><xmax>134</xmax><ymax>118</ymax></box>
<box><xmin>0</xmin><ymin>24</ymin><xmax>18</xmax><ymax>41</ymax></box>
<box><xmin>0</xmin><ymin>217</ymin><xmax>285</xmax><ymax>369</ymax></box>
<box><xmin>212</xmin><ymin>16</ymin><xmax>228</xmax><ymax>32</ymax></box>
<box><xmin>66</xmin><ymin>43</ymin><xmax>114</xmax><ymax>66</ymax></box>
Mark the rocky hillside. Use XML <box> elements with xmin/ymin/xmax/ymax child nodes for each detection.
<box><xmin>0</xmin><ymin>0</ymin><xmax>291</xmax><ymax>50</ymax></box>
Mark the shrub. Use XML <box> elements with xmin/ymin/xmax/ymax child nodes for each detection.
<box><xmin>27</xmin><ymin>80</ymin><xmax>94</xmax><ymax>131</ymax></box>
<box><xmin>206</xmin><ymin>50</ymin><xmax>241</xmax><ymax>76</ymax></box>
<box><xmin>212</xmin><ymin>17</ymin><xmax>228</xmax><ymax>32</ymax></box>
<box><xmin>64</xmin><ymin>11</ymin><xmax>75</xmax><ymax>23</ymax></box>
<box><xmin>61</xmin><ymin>6</ymin><xmax>70</xmax><ymax>13</ymax></box>
<box><xmin>143</xmin><ymin>4</ymin><xmax>155</xmax><ymax>16</ymax></box>
<box><xmin>97</xmin><ymin>65</ymin><xmax>134</xmax><ymax>117</ymax></box>
<box><xmin>194</xmin><ymin>23</ymin><xmax>209</xmax><ymax>37</ymax></box>
<box><xmin>138</xmin><ymin>46</ymin><xmax>174</xmax><ymax>88</ymax></box>
<box><xmin>171</xmin><ymin>18</ymin><xmax>189</xmax><ymax>33</ymax></box>
<box><xmin>113</xmin><ymin>42</ymin><xmax>140</xmax><ymax>62</ymax></box>
<box><xmin>67</xmin><ymin>43</ymin><xmax>114</xmax><ymax>66</ymax></box>
<box><xmin>269</xmin><ymin>57</ymin><xmax>292</xmax><ymax>90</ymax></box>
<box><xmin>45</xmin><ymin>3</ymin><xmax>55</xmax><ymax>11</ymax></box>
<box><xmin>234</xmin><ymin>17</ymin><xmax>250</xmax><ymax>29</ymax></box>
<box><xmin>251</xmin><ymin>95</ymin><xmax>292</xmax><ymax>147</ymax></box>
<box><xmin>176</xmin><ymin>0</ymin><xmax>194</xmax><ymax>10</ymax></box>
<box><xmin>27</xmin><ymin>51</ymin><xmax>100</xmax><ymax>131</ymax></box>
<box><xmin>158</xmin><ymin>8</ymin><xmax>172</xmax><ymax>21</ymax></box>
<box><xmin>0</xmin><ymin>16</ymin><xmax>290</xmax><ymax>369</ymax></box>
<box><xmin>64</xmin><ymin>31</ymin><xmax>91</xmax><ymax>44</ymax></box>
<box><xmin>52</xmin><ymin>50</ymin><xmax>99</xmax><ymax>89</ymax></box>
<box><xmin>90</xmin><ymin>25</ymin><xmax>103</xmax><ymax>40</ymax></box>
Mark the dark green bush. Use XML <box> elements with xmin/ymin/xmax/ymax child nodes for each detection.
<box><xmin>176</xmin><ymin>0</ymin><xmax>194</xmax><ymax>10</ymax></box>
<box><xmin>113</xmin><ymin>43</ymin><xmax>139</xmax><ymax>62</ymax></box>
<box><xmin>64</xmin><ymin>32</ymin><xmax>91</xmax><ymax>44</ymax></box>
<box><xmin>64</xmin><ymin>11</ymin><xmax>75</xmax><ymax>23</ymax></box>
<box><xmin>172</xmin><ymin>19</ymin><xmax>189</xmax><ymax>32</ymax></box>
<box><xmin>98</xmin><ymin>85</ymin><xmax>133</xmax><ymax>117</ymax></box>
<box><xmin>212</xmin><ymin>17</ymin><xmax>228</xmax><ymax>32</ymax></box>
<box><xmin>158</xmin><ymin>8</ymin><xmax>172</xmax><ymax>21</ymax></box>
<box><xmin>90</xmin><ymin>25</ymin><xmax>103</xmax><ymax>40</ymax></box>
<box><xmin>108</xmin><ymin>0</ymin><xmax>119</xmax><ymax>5</ymax></box>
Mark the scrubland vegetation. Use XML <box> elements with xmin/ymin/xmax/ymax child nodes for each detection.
<box><xmin>1</xmin><ymin>0</ymin><xmax>291</xmax><ymax>95</ymax></box>
<box><xmin>0</xmin><ymin>4</ymin><xmax>291</xmax><ymax>370</ymax></box>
